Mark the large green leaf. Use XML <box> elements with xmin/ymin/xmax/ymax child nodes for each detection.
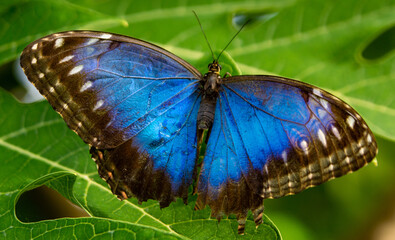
<box><xmin>0</xmin><ymin>0</ymin><xmax>394</xmax><ymax>239</ymax></box>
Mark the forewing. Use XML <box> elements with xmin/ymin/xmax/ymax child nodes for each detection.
<box><xmin>196</xmin><ymin>75</ymin><xmax>377</xmax><ymax>228</ymax></box>
<box><xmin>20</xmin><ymin>31</ymin><xmax>201</xmax><ymax>149</ymax></box>
<box><xmin>20</xmin><ymin>31</ymin><xmax>202</xmax><ymax>206</ymax></box>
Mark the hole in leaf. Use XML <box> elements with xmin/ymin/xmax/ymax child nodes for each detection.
<box><xmin>16</xmin><ymin>185</ymin><xmax>90</xmax><ymax>222</ymax></box>
<box><xmin>361</xmin><ymin>24</ymin><xmax>395</xmax><ymax>60</ymax></box>
<box><xmin>232</xmin><ymin>10</ymin><xmax>278</xmax><ymax>28</ymax></box>
<box><xmin>0</xmin><ymin>61</ymin><xmax>17</xmax><ymax>91</ymax></box>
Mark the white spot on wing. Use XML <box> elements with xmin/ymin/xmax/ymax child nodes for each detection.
<box><xmin>367</xmin><ymin>134</ymin><xmax>372</xmax><ymax>143</ymax></box>
<box><xmin>318</xmin><ymin>129</ymin><xmax>327</xmax><ymax>147</ymax></box>
<box><xmin>86</xmin><ymin>38</ymin><xmax>99</xmax><ymax>45</ymax></box>
<box><xmin>69</xmin><ymin>65</ymin><xmax>83</xmax><ymax>75</ymax></box>
<box><xmin>320</xmin><ymin>99</ymin><xmax>329</xmax><ymax>109</ymax></box>
<box><xmin>38</xmin><ymin>72</ymin><xmax>44</xmax><ymax>78</ymax></box>
<box><xmin>313</xmin><ymin>88</ymin><xmax>322</xmax><ymax>97</ymax></box>
<box><xmin>49</xmin><ymin>87</ymin><xmax>54</xmax><ymax>93</ymax></box>
<box><xmin>80</xmin><ymin>81</ymin><xmax>92</xmax><ymax>92</ymax></box>
<box><xmin>100</xmin><ymin>33</ymin><xmax>112</xmax><ymax>39</ymax></box>
<box><xmin>54</xmin><ymin>38</ymin><xmax>64</xmax><ymax>48</ymax></box>
<box><xmin>93</xmin><ymin>100</ymin><xmax>104</xmax><ymax>111</ymax></box>
<box><xmin>358</xmin><ymin>147</ymin><xmax>366</xmax><ymax>155</ymax></box>
<box><xmin>31</xmin><ymin>57</ymin><xmax>37</xmax><ymax>64</ymax></box>
<box><xmin>308</xmin><ymin>173</ymin><xmax>313</xmax><ymax>180</ymax></box>
<box><xmin>300</xmin><ymin>140</ymin><xmax>309</xmax><ymax>154</ymax></box>
<box><xmin>300</xmin><ymin>140</ymin><xmax>307</xmax><ymax>149</ymax></box>
<box><xmin>331</xmin><ymin>126</ymin><xmax>341</xmax><ymax>140</ymax></box>
<box><xmin>329</xmin><ymin>164</ymin><xmax>334</xmax><ymax>171</ymax></box>
<box><xmin>32</xmin><ymin>43</ymin><xmax>38</xmax><ymax>50</ymax></box>
<box><xmin>282</xmin><ymin>151</ymin><xmax>287</xmax><ymax>161</ymax></box>
<box><xmin>347</xmin><ymin>116</ymin><xmax>355</xmax><ymax>129</ymax></box>
<box><xmin>345</xmin><ymin>157</ymin><xmax>351</xmax><ymax>164</ymax></box>
<box><xmin>59</xmin><ymin>55</ymin><xmax>74</xmax><ymax>63</ymax></box>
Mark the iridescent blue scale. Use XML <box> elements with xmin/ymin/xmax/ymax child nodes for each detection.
<box><xmin>20</xmin><ymin>30</ymin><xmax>377</xmax><ymax>234</ymax></box>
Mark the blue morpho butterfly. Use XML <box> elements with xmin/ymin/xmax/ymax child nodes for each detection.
<box><xmin>20</xmin><ymin>24</ymin><xmax>377</xmax><ymax>234</ymax></box>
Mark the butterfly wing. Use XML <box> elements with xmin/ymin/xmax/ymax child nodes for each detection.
<box><xmin>20</xmin><ymin>31</ymin><xmax>202</xmax><ymax>206</ymax></box>
<box><xmin>196</xmin><ymin>75</ymin><xmax>377</xmax><ymax>231</ymax></box>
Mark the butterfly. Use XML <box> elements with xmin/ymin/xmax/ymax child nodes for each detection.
<box><xmin>20</xmin><ymin>30</ymin><xmax>377</xmax><ymax>234</ymax></box>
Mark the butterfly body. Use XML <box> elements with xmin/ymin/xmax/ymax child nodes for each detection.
<box><xmin>20</xmin><ymin>31</ymin><xmax>377</xmax><ymax>234</ymax></box>
<box><xmin>197</xmin><ymin>62</ymin><xmax>222</xmax><ymax>132</ymax></box>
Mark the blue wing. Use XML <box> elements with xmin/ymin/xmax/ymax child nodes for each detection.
<box><xmin>20</xmin><ymin>31</ymin><xmax>201</xmax><ymax>206</ymax></box>
<box><xmin>196</xmin><ymin>75</ymin><xmax>377</xmax><ymax>225</ymax></box>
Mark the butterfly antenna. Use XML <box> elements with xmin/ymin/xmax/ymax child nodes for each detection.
<box><xmin>217</xmin><ymin>19</ymin><xmax>250</xmax><ymax>61</ymax></box>
<box><xmin>193</xmin><ymin>11</ymin><xmax>216</xmax><ymax>61</ymax></box>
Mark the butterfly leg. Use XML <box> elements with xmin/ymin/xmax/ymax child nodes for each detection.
<box><xmin>237</xmin><ymin>215</ymin><xmax>247</xmax><ymax>235</ymax></box>
<box><xmin>223</xmin><ymin>72</ymin><xmax>232</xmax><ymax>78</ymax></box>
<box><xmin>236</xmin><ymin>203</ymin><xmax>264</xmax><ymax>234</ymax></box>
<box><xmin>253</xmin><ymin>204</ymin><xmax>264</xmax><ymax>227</ymax></box>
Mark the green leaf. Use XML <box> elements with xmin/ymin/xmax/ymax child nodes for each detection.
<box><xmin>0</xmin><ymin>0</ymin><xmax>126</xmax><ymax>65</ymax></box>
<box><xmin>1</xmin><ymin>0</ymin><xmax>394</xmax><ymax>239</ymax></box>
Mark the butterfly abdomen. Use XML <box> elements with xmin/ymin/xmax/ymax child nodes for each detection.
<box><xmin>197</xmin><ymin>96</ymin><xmax>216</xmax><ymax>130</ymax></box>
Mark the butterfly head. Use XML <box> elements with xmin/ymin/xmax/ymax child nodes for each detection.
<box><xmin>208</xmin><ymin>61</ymin><xmax>221</xmax><ymax>75</ymax></box>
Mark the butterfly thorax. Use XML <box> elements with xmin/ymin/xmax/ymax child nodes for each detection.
<box><xmin>203</xmin><ymin>61</ymin><xmax>222</xmax><ymax>91</ymax></box>
<box><xmin>197</xmin><ymin>61</ymin><xmax>222</xmax><ymax>130</ymax></box>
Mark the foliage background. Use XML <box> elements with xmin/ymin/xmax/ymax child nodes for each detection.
<box><xmin>0</xmin><ymin>0</ymin><xmax>394</xmax><ymax>239</ymax></box>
